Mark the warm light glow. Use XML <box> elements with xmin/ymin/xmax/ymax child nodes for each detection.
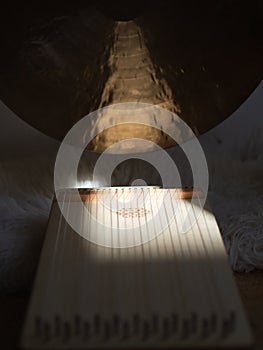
<box><xmin>63</xmin><ymin>186</ymin><xmax>218</xmax><ymax>258</ymax></box>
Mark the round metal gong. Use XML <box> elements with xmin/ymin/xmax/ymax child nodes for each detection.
<box><xmin>0</xmin><ymin>1</ymin><xmax>262</xmax><ymax>152</ymax></box>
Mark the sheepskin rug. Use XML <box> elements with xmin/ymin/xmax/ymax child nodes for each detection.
<box><xmin>0</xmin><ymin>152</ymin><xmax>263</xmax><ymax>294</ymax></box>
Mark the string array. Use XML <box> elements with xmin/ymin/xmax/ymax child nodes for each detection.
<box><xmin>21</xmin><ymin>187</ymin><xmax>252</xmax><ymax>349</ymax></box>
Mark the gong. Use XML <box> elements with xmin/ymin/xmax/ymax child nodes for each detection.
<box><xmin>0</xmin><ymin>1</ymin><xmax>262</xmax><ymax>151</ymax></box>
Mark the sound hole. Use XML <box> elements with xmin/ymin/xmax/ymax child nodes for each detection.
<box><xmin>117</xmin><ymin>207</ymin><xmax>151</xmax><ymax>218</ymax></box>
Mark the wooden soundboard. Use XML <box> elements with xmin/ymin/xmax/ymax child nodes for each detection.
<box><xmin>21</xmin><ymin>187</ymin><xmax>253</xmax><ymax>349</ymax></box>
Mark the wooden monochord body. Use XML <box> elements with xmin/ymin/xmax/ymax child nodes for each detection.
<box><xmin>21</xmin><ymin>187</ymin><xmax>253</xmax><ymax>349</ymax></box>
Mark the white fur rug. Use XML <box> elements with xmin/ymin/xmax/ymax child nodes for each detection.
<box><xmin>0</xmin><ymin>155</ymin><xmax>263</xmax><ymax>293</ymax></box>
<box><xmin>0</xmin><ymin>158</ymin><xmax>53</xmax><ymax>293</ymax></box>
<box><xmin>208</xmin><ymin>158</ymin><xmax>263</xmax><ymax>272</ymax></box>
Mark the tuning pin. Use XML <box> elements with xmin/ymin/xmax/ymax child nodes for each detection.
<box><xmin>162</xmin><ymin>317</ymin><xmax>170</xmax><ymax>339</ymax></box>
<box><xmin>190</xmin><ymin>312</ymin><xmax>198</xmax><ymax>334</ymax></box>
<box><xmin>182</xmin><ymin>318</ymin><xmax>190</xmax><ymax>339</ymax></box>
<box><xmin>62</xmin><ymin>321</ymin><xmax>71</xmax><ymax>342</ymax></box>
<box><xmin>34</xmin><ymin>316</ymin><xmax>42</xmax><ymax>337</ymax></box>
<box><xmin>123</xmin><ymin>320</ymin><xmax>130</xmax><ymax>339</ymax></box>
<box><xmin>211</xmin><ymin>312</ymin><xmax>217</xmax><ymax>333</ymax></box>
<box><xmin>94</xmin><ymin>314</ymin><xmax>101</xmax><ymax>335</ymax></box>
<box><xmin>152</xmin><ymin>313</ymin><xmax>159</xmax><ymax>334</ymax></box>
<box><xmin>54</xmin><ymin>315</ymin><xmax>61</xmax><ymax>337</ymax></box>
<box><xmin>103</xmin><ymin>321</ymin><xmax>111</xmax><ymax>340</ymax></box>
<box><xmin>229</xmin><ymin>311</ymin><xmax>236</xmax><ymax>333</ymax></box>
<box><xmin>222</xmin><ymin>317</ymin><xmax>229</xmax><ymax>337</ymax></box>
<box><xmin>74</xmin><ymin>314</ymin><xmax>81</xmax><ymax>336</ymax></box>
<box><xmin>201</xmin><ymin>318</ymin><xmax>209</xmax><ymax>338</ymax></box>
<box><xmin>83</xmin><ymin>320</ymin><xmax>90</xmax><ymax>339</ymax></box>
<box><xmin>171</xmin><ymin>313</ymin><xmax>178</xmax><ymax>334</ymax></box>
<box><xmin>43</xmin><ymin>321</ymin><xmax>51</xmax><ymax>342</ymax></box>
<box><xmin>133</xmin><ymin>313</ymin><xmax>140</xmax><ymax>334</ymax></box>
<box><xmin>113</xmin><ymin>314</ymin><xmax>120</xmax><ymax>335</ymax></box>
<box><xmin>142</xmin><ymin>320</ymin><xmax>150</xmax><ymax>340</ymax></box>
<box><xmin>222</xmin><ymin>311</ymin><xmax>236</xmax><ymax>337</ymax></box>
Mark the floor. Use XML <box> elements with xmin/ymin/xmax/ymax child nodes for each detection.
<box><xmin>234</xmin><ymin>271</ymin><xmax>263</xmax><ymax>349</ymax></box>
<box><xmin>1</xmin><ymin>271</ymin><xmax>262</xmax><ymax>349</ymax></box>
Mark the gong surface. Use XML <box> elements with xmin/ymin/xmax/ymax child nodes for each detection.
<box><xmin>0</xmin><ymin>1</ymin><xmax>262</xmax><ymax>150</ymax></box>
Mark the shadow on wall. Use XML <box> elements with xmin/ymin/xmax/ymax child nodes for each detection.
<box><xmin>200</xmin><ymin>81</ymin><xmax>263</xmax><ymax>161</ymax></box>
<box><xmin>0</xmin><ymin>101</ymin><xmax>59</xmax><ymax>160</ymax></box>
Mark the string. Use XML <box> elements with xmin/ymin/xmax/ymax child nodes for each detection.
<box><xmin>76</xmin><ymin>189</ymin><xmax>87</xmax><ymax>320</ymax></box>
<box><xmin>94</xmin><ymin>189</ymin><xmax>100</xmax><ymax>333</ymax></box>
<box><xmin>153</xmin><ymin>187</ymin><xmax>169</xmax><ymax>319</ymax></box>
<box><xmin>195</xmin><ymin>193</ymin><xmax>231</xmax><ymax>332</ymax></box>
<box><xmin>97</xmin><ymin>188</ymin><xmax>110</xmax><ymax>336</ymax></box>
<box><xmin>109</xmin><ymin>188</ymin><xmax>116</xmax><ymax>322</ymax></box>
<box><xmin>142</xmin><ymin>187</ymin><xmax>160</xmax><ymax>337</ymax></box>
<box><xmin>34</xmin><ymin>187</ymin><xmax>242</xmax><ymax>344</ymax></box>
<box><xmin>136</xmin><ymin>188</ymin><xmax>148</xmax><ymax>329</ymax></box>
<box><xmin>181</xmin><ymin>194</ymin><xmax>206</xmax><ymax>329</ymax></box>
<box><xmin>181</xmin><ymin>192</ymin><xmax>220</xmax><ymax>338</ymax></box>
<box><xmin>192</xmin><ymin>194</ymin><xmax>222</xmax><ymax>306</ymax></box>
<box><xmin>83</xmin><ymin>188</ymin><xmax>94</xmax><ymax>326</ymax></box>
<box><xmin>152</xmin><ymin>189</ymin><xmax>175</xmax><ymax>339</ymax></box>
<box><xmin>161</xmin><ymin>189</ymin><xmax>185</xmax><ymax>338</ymax></box>
<box><xmin>101</xmin><ymin>188</ymin><xmax>112</xmax><ymax>332</ymax></box>
<box><xmin>121</xmin><ymin>188</ymin><xmax>134</xmax><ymax>329</ymax></box>
<box><xmin>25</xmin><ymin>185</ymin><xmax>251</xmax><ymax>348</ymax></box>
<box><xmin>63</xmin><ymin>190</ymin><xmax>73</xmax><ymax>326</ymax></box>
<box><xmin>129</xmin><ymin>186</ymin><xmax>141</xmax><ymax>337</ymax></box>
<box><xmin>115</xmin><ymin>188</ymin><xmax>124</xmax><ymax>326</ymax></box>
<box><xmin>50</xmin><ymin>188</ymin><xmax>72</xmax><ymax>339</ymax></box>
<box><xmin>39</xmin><ymin>190</ymin><xmax>67</xmax><ymax>331</ymax></box>
<box><xmin>168</xmin><ymin>189</ymin><xmax>193</xmax><ymax>337</ymax></box>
